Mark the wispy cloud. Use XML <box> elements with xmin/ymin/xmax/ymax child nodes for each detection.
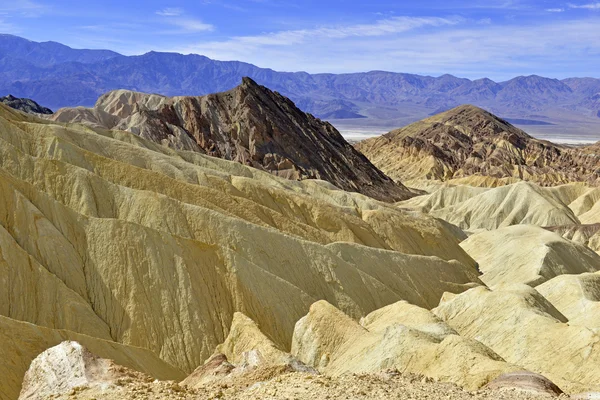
<box><xmin>0</xmin><ymin>17</ymin><xmax>18</xmax><ymax>33</ymax></box>
<box><xmin>472</xmin><ymin>0</ymin><xmax>524</xmax><ymax>10</ymax></box>
<box><xmin>155</xmin><ymin>8</ymin><xmax>214</xmax><ymax>33</ymax></box>
<box><xmin>156</xmin><ymin>8</ymin><xmax>183</xmax><ymax>17</ymax></box>
<box><xmin>170</xmin><ymin>16</ymin><xmax>600</xmax><ymax>79</ymax></box>
<box><xmin>166</xmin><ymin>18</ymin><xmax>214</xmax><ymax>33</ymax></box>
<box><xmin>182</xmin><ymin>16</ymin><xmax>461</xmax><ymax>48</ymax></box>
<box><xmin>568</xmin><ymin>2</ymin><xmax>600</xmax><ymax>9</ymax></box>
<box><xmin>0</xmin><ymin>0</ymin><xmax>48</xmax><ymax>17</ymax></box>
<box><xmin>546</xmin><ymin>8</ymin><xmax>565</xmax><ymax>12</ymax></box>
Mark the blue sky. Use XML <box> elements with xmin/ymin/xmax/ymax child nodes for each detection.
<box><xmin>1</xmin><ymin>0</ymin><xmax>600</xmax><ymax>80</ymax></box>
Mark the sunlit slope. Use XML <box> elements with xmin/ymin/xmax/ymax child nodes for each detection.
<box><xmin>434</xmin><ymin>285</ymin><xmax>600</xmax><ymax>393</ymax></box>
<box><xmin>460</xmin><ymin>225</ymin><xmax>600</xmax><ymax>287</ymax></box>
<box><xmin>0</xmin><ymin>104</ymin><xmax>480</xmax><ymax>396</ymax></box>
<box><xmin>51</xmin><ymin>78</ymin><xmax>413</xmax><ymax>202</ymax></box>
<box><xmin>398</xmin><ymin>182</ymin><xmax>600</xmax><ymax>232</ymax></box>
<box><xmin>291</xmin><ymin>300</ymin><xmax>520</xmax><ymax>390</ymax></box>
<box><xmin>0</xmin><ymin>316</ymin><xmax>184</xmax><ymax>400</ymax></box>
<box><xmin>356</xmin><ymin>105</ymin><xmax>600</xmax><ymax>187</ymax></box>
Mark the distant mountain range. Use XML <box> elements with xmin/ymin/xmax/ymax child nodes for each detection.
<box><xmin>1</xmin><ymin>34</ymin><xmax>600</xmax><ymax>137</ymax></box>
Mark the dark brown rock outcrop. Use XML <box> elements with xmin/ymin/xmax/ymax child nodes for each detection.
<box><xmin>51</xmin><ymin>78</ymin><xmax>412</xmax><ymax>202</ymax></box>
<box><xmin>356</xmin><ymin>105</ymin><xmax>600</xmax><ymax>186</ymax></box>
<box><xmin>1</xmin><ymin>95</ymin><xmax>52</xmax><ymax>115</ymax></box>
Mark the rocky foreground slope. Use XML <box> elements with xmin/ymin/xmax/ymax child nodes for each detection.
<box><xmin>16</xmin><ymin>341</ymin><xmax>561</xmax><ymax>400</ymax></box>
<box><xmin>356</xmin><ymin>105</ymin><xmax>600</xmax><ymax>187</ymax></box>
<box><xmin>6</xmin><ymin>98</ymin><xmax>600</xmax><ymax>399</ymax></box>
<box><xmin>0</xmin><ymin>102</ymin><xmax>480</xmax><ymax>400</ymax></box>
<box><xmin>50</xmin><ymin>77</ymin><xmax>411</xmax><ymax>202</ymax></box>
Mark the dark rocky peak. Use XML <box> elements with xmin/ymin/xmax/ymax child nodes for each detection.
<box><xmin>0</xmin><ymin>95</ymin><xmax>53</xmax><ymax>114</ymax></box>
<box><xmin>52</xmin><ymin>78</ymin><xmax>413</xmax><ymax>202</ymax></box>
<box><xmin>417</xmin><ymin>104</ymin><xmax>532</xmax><ymax>141</ymax></box>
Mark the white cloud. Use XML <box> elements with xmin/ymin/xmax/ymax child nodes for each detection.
<box><xmin>0</xmin><ymin>1</ymin><xmax>47</xmax><ymax>17</ymax></box>
<box><xmin>546</xmin><ymin>8</ymin><xmax>565</xmax><ymax>12</ymax></box>
<box><xmin>168</xmin><ymin>16</ymin><xmax>600</xmax><ymax>79</ymax></box>
<box><xmin>166</xmin><ymin>18</ymin><xmax>214</xmax><ymax>33</ymax></box>
<box><xmin>155</xmin><ymin>8</ymin><xmax>214</xmax><ymax>33</ymax></box>
<box><xmin>156</xmin><ymin>8</ymin><xmax>183</xmax><ymax>17</ymax></box>
<box><xmin>472</xmin><ymin>0</ymin><xmax>524</xmax><ymax>9</ymax></box>
<box><xmin>0</xmin><ymin>17</ymin><xmax>18</xmax><ymax>32</ymax></box>
<box><xmin>568</xmin><ymin>2</ymin><xmax>600</xmax><ymax>9</ymax></box>
<box><xmin>179</xmin><ymin>16</ymin><xmax>461</xmax><ymax>48</ymax></box>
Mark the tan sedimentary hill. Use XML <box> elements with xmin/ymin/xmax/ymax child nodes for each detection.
<box><xmin>409</xmin><ymin>175</ymin><xmax>521</xmax><ymax>192</ymax></box>
<box><xmin>399</xmin><ymin>180</ymin><xmax>600</xmax><ymax>248</ymax></box>
<box><xmin>545</xmin><ymin>224</ymin><xmax>600</xmax><ymax>253</ymax></box>
<box><xmin>356</xmin><ymin>104</ymin><xmax>600</xmax><ymax>186</ymax></box>
<box><xmin>212</xmin><ymin>312</ymin><xmax>295</xmax><ymax>367</ymax></box>
<box><xmin>11</xmin><ymin>86</ymin><xmax>600</xmax><ymax>400</ymax></box>
<box><xmin>181</xmin><ymin>312</ymin><xmax>316</xmax><ymax>390</ymax></box>
<box><xmin>536</xmin><ymin>272</ymin><xmax>600</xmax><ymax>328</ymax></box>
<box><xmin>460</xmin><ymin>225</ymin><xmax>600</xmax><ymax>287</ymax></box>
<box><xmin>291</xmin><ymin>300</ymin><xmax>521</xmax><ymax>390</ymax></box>
<box><xmin>18</xmin><ymin>314</ymin><xmax>564</xmax><ymax>400</ymax></box>
<box><xmin>434</xmin><ymin>285</ymin><xmax>600</xmax><ymax>393</ymax></box>
<box><xmin>569</xmin><ymin>186</ymin><xmax>600</xmax><ymax>224</ymax></box>
<box><xmin>544</xmin><ymin>186</ymin><xmax>600</xmax><ymax>250</ymax></box>
<box><xmin>0</xmin><ymin>103</ymin><xmax>481</xmax><ymax>399</ymax></box>
<box><xmin>399</xmin><ymin>181</ymin><xmax>584</xmax><ymax>231</ymax></box>
<box><xmin>50</xmin><ymin>78</ymin><xmax>412</xmax><ymax>202</ymax></box>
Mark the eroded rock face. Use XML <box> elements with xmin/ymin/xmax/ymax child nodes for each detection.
<box><xmin>536</xmin><ymin>272</ymin><xmax>600</xmax><ymax>328</ymax></box>
<box><xmin>291</xmin><ymin>300</ymin><xmax>521</xmax><ymax>391</ymax></box>
<box><xmin>434</xmin><ymin>285</ymin><xmax>600</xmax><ymax>393</ymax></box>
<box><xmin>0</xmin><ymin>102</ymin><xmax>480</xmax><ymax>399</ymax></box>
<box><xmin>460</xmin><ymin>225</ymin><xmax>600</xmax><ymax>288</ymax></box>
<box><xmin>0</xmin><ymin>316</ymin><xmax>184</xmax><ymax>400</ymax></box>
<box><xmin>484</xmin><ymin>372</ymin><xmax>563</xmax><ymax>396</ymax></box>
<box><xmin>356</xmin><ymin>105</ymin><xmax>600</xmax><ymax>186</ymax></box>
<box><xmin>17</xmin><ymin>345</ymin><xmax>562</xmax><ymax>400</ymax></box>
<box><xmin>399</xmin><ymin>182</ymin><xmax>583</xmax><ymax>231</ymax></box>
<box><xmin>545</xmin><ymin>223</ymin><xmax>600</xmax><ymax>253</ymax></box>
<box><xmin>182</xmin><ymin>313</ymin><xmax>316</xmax><ymax>390</ymax></box>
<box><xmin>18</xmin><ymin>341</ymin><xmax>151</xmax><ymax>399</ymax></box>
<box><xmin>1</xmin><ymin>95</ymin><xmax>52</xmax><ymax>115</ymax></box>
<box><xmin>50</xmin><ymin>78</ymin><xmax>411</xmax><ymax>202</ymax></box>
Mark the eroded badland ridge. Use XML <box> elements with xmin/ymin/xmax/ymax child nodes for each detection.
<box><xmin>2</xmin><ymin>76</ymin><xmax>600</xmax><ymax>400</ymax></box>
<box><xmin>356</xmin><ymin>104</ymin><xmax>600</xmax><ymax>187</ymax></box>
<box><xmin>50</xmin><ymin>77</ymin><xmax>411</xmax><ymax>202</ymax></box>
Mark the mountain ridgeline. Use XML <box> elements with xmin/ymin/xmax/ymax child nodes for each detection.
<box><xmin>2</xmin><ymin>34</ymin><xmax>600</xmax><ymax>129</ymax></box>
<box><xmin>356</xmin><ymin>105</ymin><xmax>600</xmax><ymax>187</ymax></box>
<box><xmin>0</xmin><ymin>95</ymin><xmax>52</xmax><ymax>115</ymax></box>
<box><xmin>50</xmin><ymin>77</ymin><xmax>412</xmax><ymax>202</ymax></box>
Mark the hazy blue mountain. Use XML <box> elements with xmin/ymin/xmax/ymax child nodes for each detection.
<box><xmin>0</xmin><ymin>34</ymin><xmax>119</xmax><ymax>66</ymax></box>
<box><xmin>1</xmin><ymin>34</ymin><xmax>600</xmax><ymax>129</ymax></box>
<box><xmin>498</xmin><ymin>75</ymin><xmax>573</xmax><ymax>101</ymax></box>
<box><xmin>563</xmin><ymin>77</ymin><xmax>600</xmax><ymax>97</ymax></box>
